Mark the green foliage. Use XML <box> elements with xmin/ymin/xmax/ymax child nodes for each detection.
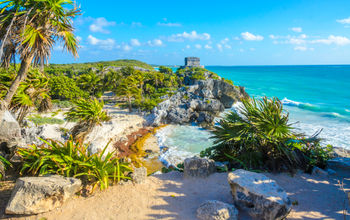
<box><xmin>158</xmin><ymin>66</ymin><xmax>173</xmax><ymax>74</ymax></box>
<box><xmin>201</xmin><ymin>97</ymin><xmax>333</xmax><ymax>172</ymax></box>
<box><xmin>28</xmin><ymin>115</ymin><xmax>64</xmax><ymax>126</ymax></box>
<box><xmin>1</xmin><ymin>68</ymin><xmax>53</xmax><ymax>123</ymax></box>
<box><xmin>49</xmin><ymin>73</ymin><xmax>88</xmax><ymax>100</ymax></box>
<box><xmin>52</xmin><ymin>100</ymin><xmax>74</xmax><ymax>108</ymax></box>
<box><xmin>17</xmin><ymin>138</ymin><xmax>132</xmax><ymax>191</ymax></box>
<box><xmin>65</xmin><ymin>98</ymin><xmax>110</xmax><ymax>140</ymax></box>
<box><xmin>76</xmin><ymin>71</ymin><xmax>104</xmax><ymax>97</ymax></box>
<box><xmin>0</xmin><ymin>155</ymin><xmax>11</xmax><ymax>180</ymax></box>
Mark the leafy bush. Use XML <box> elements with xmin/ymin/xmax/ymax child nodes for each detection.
<box><xmin>65</xmin><ymin>98</ymin><xmax>111</xmax><ymax>140</ymax></box>
<box><xmin>17</xmin><ymin>138</ymin><xmax>132</xmax><ymax>191</ymax></box>
<box><xmin>49</xmin><ymin>73</ymin><xmax>88</xmax><ymax>100</ymax></box>
<box><xmin>201</xmin><ymin>97</ymin><xmax>332</xmax><ymax>172</ymax></box>
<box><xmin>28</xmin><ymin>115</ymin><xmax>65</xmax><ymax>126</ymax></box>
<box><xmin>52</xmin><ymin>100</ymin><xmax>74</xmax><ymax>108</ymax></box>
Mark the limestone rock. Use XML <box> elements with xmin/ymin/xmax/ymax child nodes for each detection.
<box><xmin>227</xmin><ymin>169</ymin><xmax>291</xmax><ymax>220</ymax></box>
<box><xmin>328</xmin><ymin>157</ymin><xmax>350</xmax><ymax>170</ymax></box>
<box><xmin>5</xmin><ymin>175</ymin><xmax>81</xmax><ymax>215</ymax></box>
<box><xmin>0</xmin><ymin>110</ymin><xmax>23</xmax><ymax>153</ymax></box>
<box><xmin>184</xmin><ymin>157</ymin><xmax>216</xmax><ymax>178</ymax></box>
<box><xmin>197</xmin><ymin>200</ymin><xmax>238</xmax><ymax>220</ymax></box>
<box><xmin>131</xmin><ymin>166</ymin><xmax>147</xmax><ymax>184</ymax></box>
<box><xmin>312</xmin><ymin>167</ymin><xmax>328</xmax><ymax>178</ymax></box>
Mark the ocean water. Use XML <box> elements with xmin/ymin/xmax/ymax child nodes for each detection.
<box><xmin>156</xmin><ymin>65</ymin><xmax>350</xmax><ymax>165</ymax></box>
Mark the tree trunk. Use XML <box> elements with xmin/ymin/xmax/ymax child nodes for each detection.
<box><xmin>3</xmin><ymin>55</ymin><xmax>33</xmax><ymax>108</ymax></box>
<box><xmin>128</xmin><ymin>96</ymin><xmax>132</xmax><ymax>112</ymax></box>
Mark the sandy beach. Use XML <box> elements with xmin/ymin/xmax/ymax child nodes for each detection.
<box><xmin>1</xmin><ymin>169</ymin><xmax>348</xmax><ymax>220</ymax></box>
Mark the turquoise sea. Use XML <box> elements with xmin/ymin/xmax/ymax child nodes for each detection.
<box><xmin>157</xmin><ymin>65</ymin><xmax>350</xmax><ymax>166</ymax></box>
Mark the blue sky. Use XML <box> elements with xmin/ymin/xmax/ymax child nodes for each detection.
<box><xmin>52</xmin><ymin>0</ymin><xmax>350</xmax><ymax>65</ymax></box>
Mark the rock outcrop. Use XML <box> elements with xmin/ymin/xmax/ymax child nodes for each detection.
<box><xmin>184</xmin><ymin>156</ymin><xmax>216</xmax><ymax>178</ymax></box>
<box><xmin>147</xmin><ymin>79</ymin><xmax>248</xmax><ymax>127</ymax></box>
<box><xmin>131</xmin><ymin>166</ymin><xmax>147</xmax><ymax>184</ymax></box>
<box><xmin>5</xmin><ymin>175</ymin><xmax>81</xmax><ymax>215</ymax></box>
<box><xmin>197</xmin><ymin>200</ymin><xmax>239</xmax><ymax>220</ymax></box>
<box><xmin>227</xmin><ymin>169</ymin><xmax>291</xmax><ymax>220</ymax></box>
<box><xmin>0</xmin><ymin>110</ymin><xmax>23</xmax><ymax>157</ymax></box>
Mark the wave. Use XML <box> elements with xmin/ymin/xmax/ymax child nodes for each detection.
<box><xmin>281</xmin><ymin>98</ymin><xmax>318</xmax><ymax>110</ymax></box>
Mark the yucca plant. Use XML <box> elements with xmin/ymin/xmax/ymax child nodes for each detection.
<box><xmin>65</xmin><ymin>98</ymin><xmax>111</xmax><ymax>140</ymax></box>
<box><xmin>201</xmin><ymin>97</ymin><xmax>318</xmax><ymax>172</ymax></box>
<box><xmin>17</xmin><ymin>138</ymin><xmax>132</xmax><ymax>191</ymax></box>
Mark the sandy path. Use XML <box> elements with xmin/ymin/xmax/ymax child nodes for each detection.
<box><xmin>3</xmin><ymin>170</ymin><xmax>348</xmax><ymax>220</ymax></box>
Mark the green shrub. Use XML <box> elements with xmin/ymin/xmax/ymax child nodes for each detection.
<box><xmin>17</xmin><ymin>138</ymin><xmax>132</xmax><ymax>191</ymax></box>
<box><xmin>28</xmin><ymin>115</ymin><xmax>65</xmax><ymax>126</ymax></box>
<box><xmin>52</xmin><ymin>100</ymin><xmax>75</xmax><ymax>108</ymax></box>
<box><xmin>49</xmin><ymin>74</ymin><xmax>88</xmax><ymax>100</ymax></box>
<box><xmin>201</xmin><ymin>97</ymin><xmax>332</xmax><ymax>172</ymax></box>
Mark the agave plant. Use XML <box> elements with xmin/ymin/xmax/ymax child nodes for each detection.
<box><xmin>201</xmin><ymin>97</ymin><xmax>305</xmax><ymax>171</ymax></box>
<box><xmin>65</xmin><ymin>98</ymin><xmax>111</xmax><ymax>140</ymax></box>
<box><xmin>17</xmin><ymin>138</ymin><xmax>132</xmax><ymax>191</ymax></box>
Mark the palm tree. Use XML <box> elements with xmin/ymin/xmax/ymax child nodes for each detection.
<box><xmin>0</xmin><ymin>0</ymin><xmax>80</xmax><ymax>109</ymax></box>
<box><xmin>115</xmin><ymin>76</ymin><xmax>141</xmax><ymax>112</ymax></box>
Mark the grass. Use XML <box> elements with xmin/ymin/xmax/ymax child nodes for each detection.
<box><xmin>28</xmin><ymin>115</ymin><xmax>65</xmax><ymax>126</ymax></box>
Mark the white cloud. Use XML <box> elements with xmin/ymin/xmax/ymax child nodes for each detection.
<box><xmin>122</xmin><ymin>45</ymin><xmax>132</xmax><ymax>52</ymax></box>
<box><xmin>89</xmin><ymin>17</ymin><xmax>116</xmax><ymax>34</ymax></box>
<box><xmin>239</xmin><ymin>49</ymin><xmax>245</xmax><ymax>52</ymax></box>
<box><xmin>148</xmin><ymin>39</ymin><xmax>163</xmax><ymax>47</ymax></box>
<box><xmin>250</xmin><ymin>48</ymin><xmax>256</xmax><ymax>51</ymax></box>
<box><xmin>294</xmin><ymin>46</ymin><xmax>314</xmax><ymax>51</ymax></box>
<box><xmin>337</xmin><ymin>17</ymin><xmax>350</xmax><ymax>24</ymax></box>
<box><xmin>241</xmin><ymin>32</ymin><xmax>264</xmax><ymax>41</ymax></box>
<box><xmin>294</xmin><ymin>46</ymin><xmax>307</xmax><ymax>51</ymax></box>
<box><xmin>157</xmin><ymin>22</ymin><xmax>182</xmax><ymax>27</ymax></box>
<box><xmin>217</xmin><ymin>44</ymin><xmax>223</xmax><ymax>52</ymax></box>
<box><xmin>130</xmin><ymin>39</ymin><xmax>141</xmax><ymax>47</ymax></box>
<box><xmin>311</xmin><ymin>35</ymin><xmax>350</xmax><ymax>46</ymax></box>
<box><xmin>87</xmin><ymin>35</ymin><xmax>115</xmax><ymax>50</ymax></box>
<box><xmin>271</xmin><ymin>34</ymin><xmax>308</xmax><ymax>45</ymax></box>
<box><xmin>194</xmin><ymin>44</ymin><xmax>202</xmax><ymax>49</ymax></box>
<box><xmin>291</xmin><ymin>27</ymin><xmax>302</xmax><ymax>33</ymax></box>
<box><xmin>131</xmin><ymin>22</ymin><xmax>142</xmax><ymax>27</ymax></box>
<box><xmin>204</xmin><ymin>44</ymin><xmax>212</xmax><ymax>49</ymax></box>
<box><xmin>168</xmin><ymin>31</ymin><xmax>211</xmax><ymax>42</ymax></box>
<box><xmin>186</xmin><ymin>45</ymin><xmax>191</xmax><ymax>49</ymax></box>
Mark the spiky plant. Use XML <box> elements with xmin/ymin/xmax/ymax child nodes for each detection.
<box><xmin>65</xmin><ymin>98</ymin><xmax>111</xmax><ymax>140</ymax></box>
<box><xmin>201</xmin><ymin>97</ymin><xmax>304</xmax><ymax>171</ymax></box>
<box><xmin>17</xmin><ymin>138</ymin><xmax>132</xmax><ymax>191</ymax></box>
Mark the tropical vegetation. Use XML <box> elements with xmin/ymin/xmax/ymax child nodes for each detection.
<box><xmin>0</xmin><ymin>0</ymin><xmax>80</xmax><ymax>108</ymax></box>
<box><xmin>65</xmin><ymin>98</ymin><xmax>111</xmax><ymax>140</ymax></box>
<box><xmin>17</xmin><ymin>138</ymin><xmax>132</xmax><ymax>191</ymax></box>
<box><xmin>200</xmin><ymin>97</ymin><xmax>333</xmax><ymax>172</ymax></box>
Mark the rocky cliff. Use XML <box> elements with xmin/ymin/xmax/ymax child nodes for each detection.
<box><xmin>147</xmin><ymin>79</ymin><xmax>249</xmax><ymax>127</ymax></box>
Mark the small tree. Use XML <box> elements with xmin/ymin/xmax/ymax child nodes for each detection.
<box><xmin>115</xmin><ymin>76</ymin><xmax>141</xmax><ymax>112</ymax></box>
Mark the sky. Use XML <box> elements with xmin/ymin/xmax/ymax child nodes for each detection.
<box><xmin>52</xmin><ymin>0</ymin><xmax>350</xmax><ymax>65</ymax></box>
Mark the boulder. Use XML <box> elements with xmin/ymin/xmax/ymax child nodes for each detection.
<box><xmin>0</xmin><ymin>110</ymin><xmax>23</xmax><ymax>154</ymax></box>
<box><xmin>197</xmin><ymin>200</ymin><xmax>238</xmax><ymax>220</ymax></box>
<box><xmin>131</xmin><ymin>166</ymin><xmax>147</xmax><ymax>184</ymax></box>
<box><xmin>227</xmin><ymin>169</ymin><xmax>291</xmax><ymax>220</ymax></box>
<box><xmin>327</xmin><ymin>157</ymin><xmax>350</xmax><ymax>170</ymax></box>
<box><xmin>184</xmin><ymin>156</ymin><xmax>216</xmax><ymax>178</ymax></box>
<box><xmin>311</xmin><ymin>167</ymin><xmax>328</xmax><ymax>178</ymax></box>
<box><xmin>5</xmin><ymin>175</ymin><xmax>81</xmax><ymax>215</ymax></box>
